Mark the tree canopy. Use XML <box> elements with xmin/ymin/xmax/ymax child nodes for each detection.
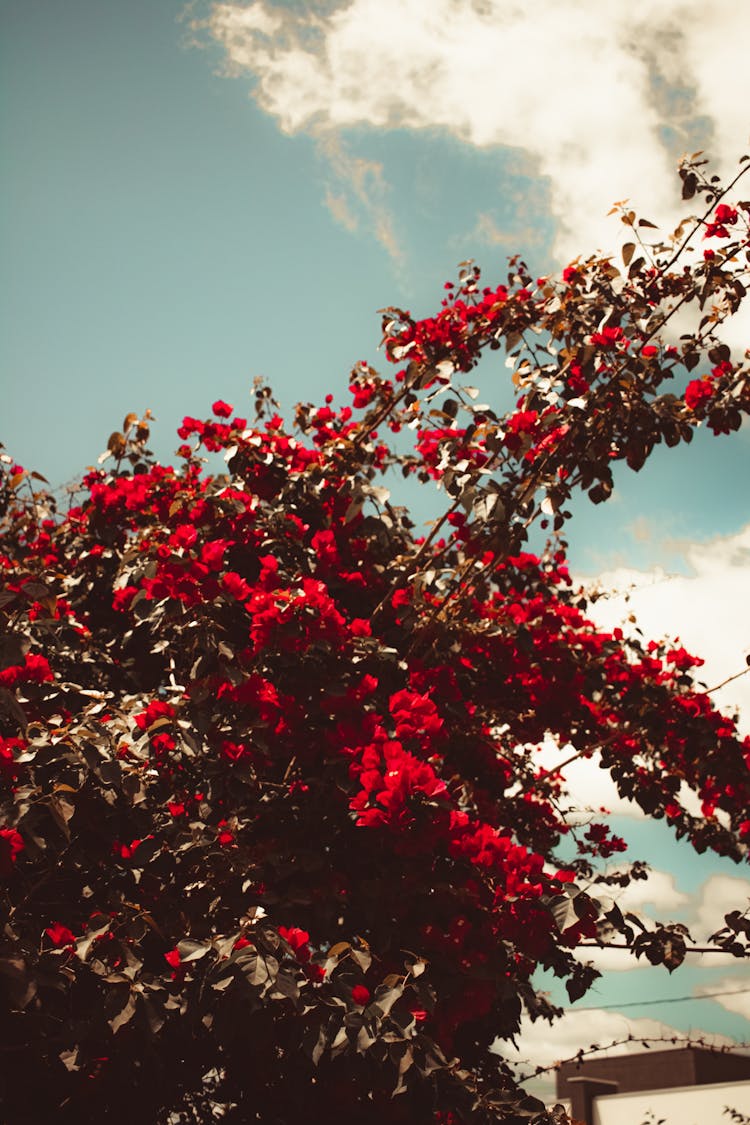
<box><xmin>1</xmin><ymin>154</ymin><xmax>750</xmax><ymax>1124</ymax></box>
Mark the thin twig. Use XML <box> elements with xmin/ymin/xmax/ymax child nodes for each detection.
<box><xmin>700</xmin><ymin>665</ymin><xmax>750</xmax><ymax>696</ymax></box>
<box><xmin>576</xmin><ymin>941</ymin><xmax>744</xmax><ymax>954</ymax></box>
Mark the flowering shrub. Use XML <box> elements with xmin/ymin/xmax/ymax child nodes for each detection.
<box><xmin>1</xmin><ymin>156</ymin><xmax>750</xmax><ymax>1124</ymax></box>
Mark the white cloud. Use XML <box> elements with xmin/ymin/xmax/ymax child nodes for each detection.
<box><xmin>694</xmin><ymin>873</ymin><xmax>750</xmax><ymax>944</ymax></box>
<box><xmin>536</xmin><ymin>737</ymin><xmax>643</xmax><ymax>820</ymax></box>
<box><xmin>612</xmin><ymin>867</ymin><xmax>690</xmax><ymax>914</ymax></box>
<box><xmin>197</xmin><ymin>0</ymin><xmax>750</xmax><ymax>262</ymax></box>
<box><xmin>575</xmin><ymin>945</ymin><xmax>636</xmax><ymax>973</ymax></box>
<box><xmin>209</xmin><ymin>0</ymin><xmax>281</xmax><ymax>42</ymax></box>
<box><xmin>584</xmin><ymin>524</ymin><xmax>750</xmax><ymax>733</ymax></box>
<box><xmin>696</xmin><ymin>976</ymin><xmax>750</xmax><ymax>1020</ymax></box>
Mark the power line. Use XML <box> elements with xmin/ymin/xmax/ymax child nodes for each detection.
<box><xmin>574</xmin><ymin>987</ymin><xmax>750</xmax><ymax>1012</ymax></box>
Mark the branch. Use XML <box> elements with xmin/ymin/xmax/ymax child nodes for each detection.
<box><xmin>545</xmin><ymin>728</ymin><xmax>628</xmax><ymax>775</ymax></box>
<box><xmin>660</xmin><ymin>158</ymin><xmax>750</xmax><ymax>277</ymax></box>
<box><xmin>700</xmin><ymin>664</ymin><xmax>750</xmax><ymax>696</ymax></box>
<box><xmin>576</xmin><ymin>940</ymin><xmax>745</xmax><ymax>955</ymax></box>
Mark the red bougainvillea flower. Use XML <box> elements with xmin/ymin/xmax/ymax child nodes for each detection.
<box><xmin>704</xmin><ymin>203</ymin><xmax>738</xmax><ymax>239</ymax></box>
<box><xmin>350</xmin><ymin>381</ymin><xmax>377</xmax><ymax>409</ymax></box>
<box><xmin>217</xmin><ymin>821</ymin><xmax>235</xmax><ymax>846</ymax></box>
<box><xmin>221</xmin><ymin>571</ymin><xmax>252</xmax><ymax>601</ymax></box>
<box><xmin>590</xmin><ymin>325</ymin><xmax>625</xmax><ymax>348</ymax></box>
<box><xmin>212</xmin><ymin>400</ymin><xmax>234</xmax><ymax>418</ymax></box>
<box><xmin>170</xmin><ymin>524</ymin><xmax>197</xmax><ymax>550</ymax></box>
<box><xmin>0</xmin><ymin>652</ymin><xmax>53</xmax><ymax>688</ymax></box>
<box><xmin>565</xmin><ymin>363</ymin><xmax>589</xmax><ymax>395</ymax></box>
<box><xmin>112</xmin><ymin>585</ymin><xmax>139</xmax><ymax>613</ymax></box>
<box><xmin>164</xmin><ymin>947</ymin><xmax>186</xmax><ymax>981</ymax></box>
<box><xmin>134</xmin><ymin>700</ymin><xmax>175</xmax><ymax>731</ymax></box>
<box><xmin>391</xmin><ymin>587</ymin><xmax>411</xmax><ymax>611</ymax></box>
<box><xmin>46</xmin><ymin>922</ymin><xmax>76</xmax><ymax>948</ymax></box>
<box><xmin>201</xmin><ymin>538</ymin><xmax>231</xmax><ymax>571</ymax></box>
<box><xmin>389</xmin><ymin>689</ymin><xmax>443</xmax><ymax>745</ymax></box>
<box><xmin>278</xmin><ymin>926</ymin><xmax>311</xmax><ymax>962</ymax></box>
<box><xmin>0</xmin><ymin>738</ymin><xmax>26</xmax><ymax>783</ymax></box>
<box><xmin>684</xmin><ymin>377</ymin><xmax>715</xmax><ymax>411</ymax></box>
<box><xmin>113</xmin><ymin>838</ymin><xmax>142</xmax><ymax>861</ymax></box>
<box><xmin>220</xmin><ymin>740</ymin><xmax>249</xmax><ymax>763</ymax></box>
<box><xmin>0</xmin><ymin>826</ymin><xmax>24</xmax><ymax>874</ymax></box>
<box><xmin>351</xmin><ymin>984</ymin><xmax>370</xmax><ymax>1006</ymax></box>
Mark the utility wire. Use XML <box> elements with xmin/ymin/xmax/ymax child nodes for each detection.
<box><xmin>574</xmin><ymin>986</ymin><xmax>750</xmax><ymax>1012</ymax></box>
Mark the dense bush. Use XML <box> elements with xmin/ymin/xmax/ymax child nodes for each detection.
<box><xmin>1</xmin><ymin>155</ymin><xmax>750</xmax><ymax>1123</ymax></box>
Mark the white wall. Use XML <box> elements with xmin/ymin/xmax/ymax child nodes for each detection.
<box><xmin>593</xmin><ymin>1078</ymin><xmax>750</xmax><ymax>1125</ymax></box>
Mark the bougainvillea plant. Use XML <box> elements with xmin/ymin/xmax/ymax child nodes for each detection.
<box><xmin>2</xmin><ymin>155</ymin><xmax>750</xmax><ymax>1125</ymax></box>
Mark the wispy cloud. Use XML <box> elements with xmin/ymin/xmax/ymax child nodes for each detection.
<box><xmin>196</xmin><ymin>0</ymin><xmax>750</xmax><ymax>263</ymax></box>
<box><xmin>323</xmin><ymin>187</ymin><xmax>357</xmax><ymax>233</ymax></box>
<box><xmin>471</xmin><ymin>210</ymin><xmax>546</xmax><ymax>252</ymax></box>
<box><xmin>316</xmin><ymin>134</ymin><xmax>404</xmax><ymax>265</ymax></box>
<box><xmin>696</xmin><ymin>977</ymin><xmax>750</xmax><ymax>1020</ymax></box>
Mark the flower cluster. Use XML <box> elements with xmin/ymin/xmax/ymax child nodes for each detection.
<box><xmin>704</xmin><ymin>202</ymin><xmax>739</xmax><ymax>239</ymax></box>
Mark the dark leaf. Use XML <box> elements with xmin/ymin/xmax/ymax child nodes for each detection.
<box><xmin>109</xmin><ymin>991</ymin><xmax>138</xmax><ymax>1034</ymax></box>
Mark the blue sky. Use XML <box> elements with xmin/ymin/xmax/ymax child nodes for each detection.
<box><xmin>2</xmin><ymin>0</ymin><xmax>552</xmax><ymax>493</ymax></box>
<box><xmin>4</xmin><ymin>0</ymin><xmax>750</xmax><ymax>1091</ymax></box>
